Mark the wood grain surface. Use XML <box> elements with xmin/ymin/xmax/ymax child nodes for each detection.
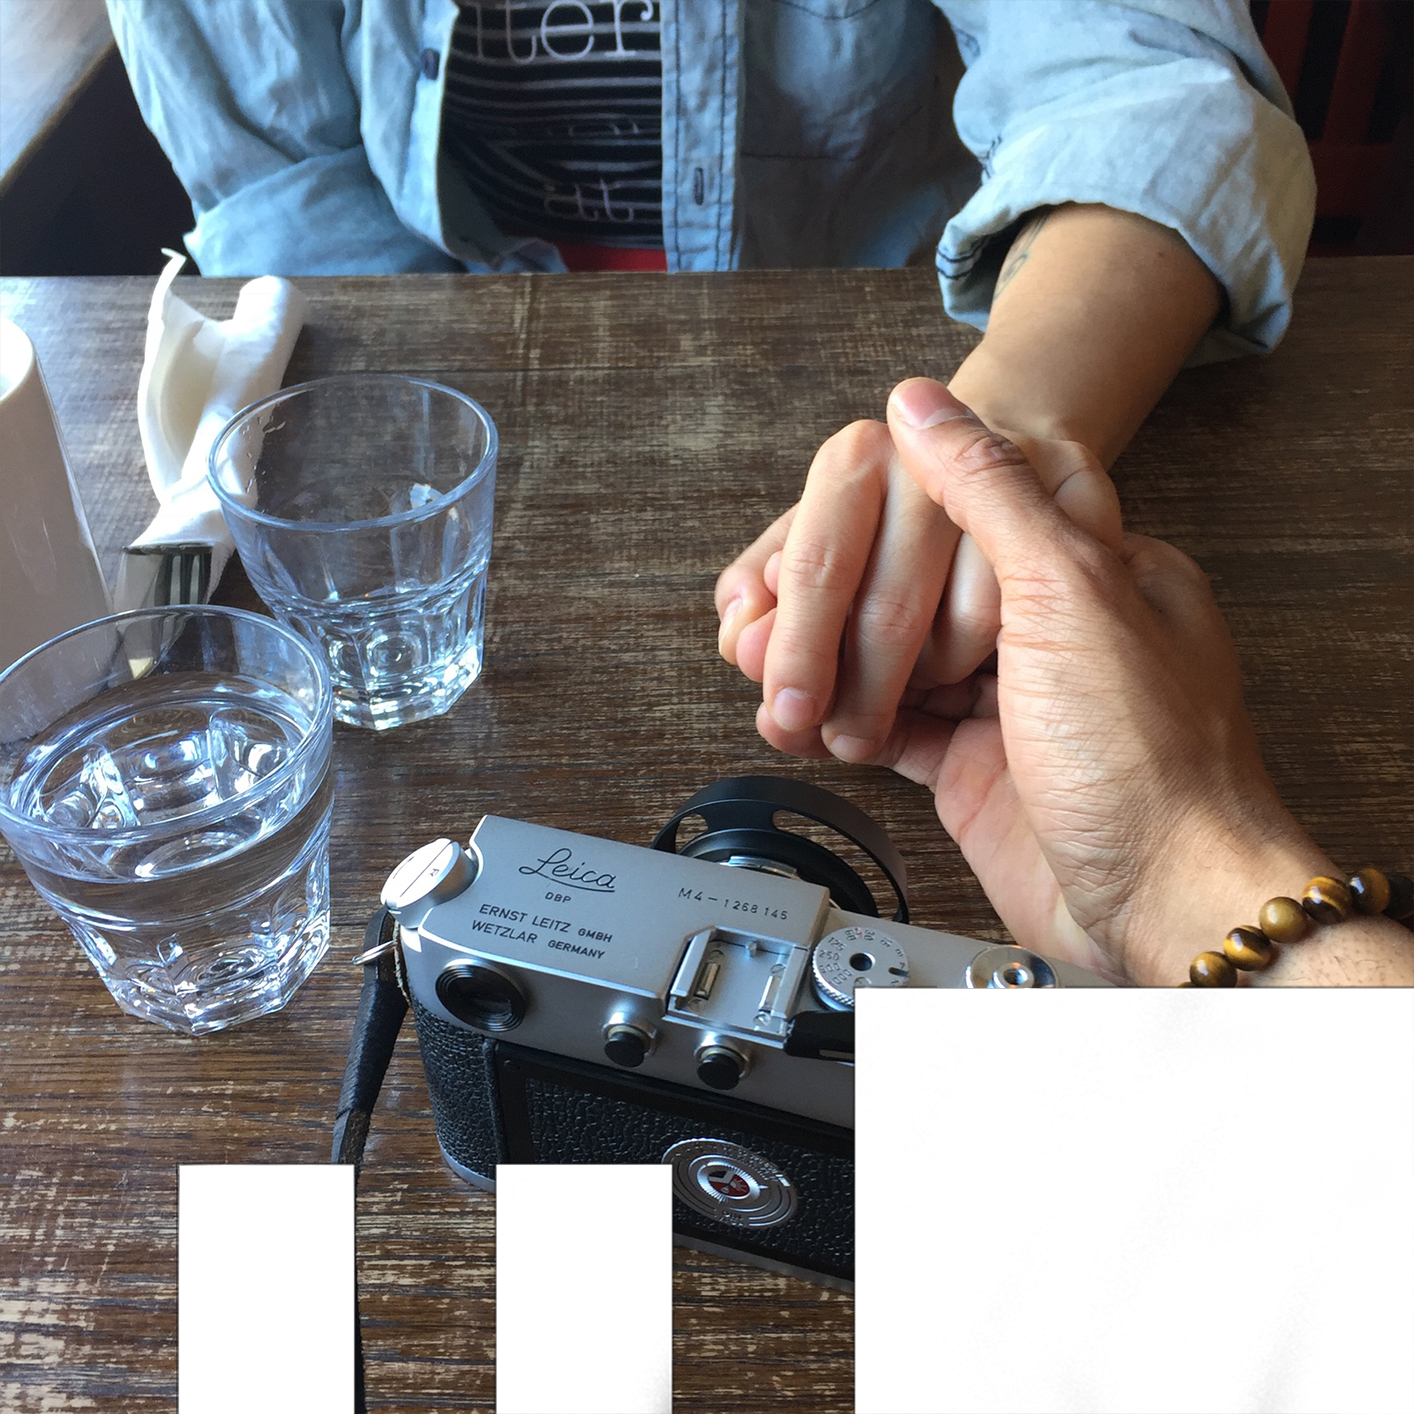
<box><xmin>1</xmin><ymin>264</ymin><xmax>1411</xmax><ymax>1412</ymax></box>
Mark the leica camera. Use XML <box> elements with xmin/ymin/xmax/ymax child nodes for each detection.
<box><xmin>376</xmin><ymin>777</ymin><xmax>1107</xmax><ymax>1285</ymax></box>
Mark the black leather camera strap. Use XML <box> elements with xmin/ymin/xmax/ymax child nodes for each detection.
<box><xmin>333</xmin><ymin>905</ymin><xmax>408</xmax><ymax>1414</ymax></box>
<box><xmin>333</xmin><ymin>907</ymin><xmax>407</xmax><ymax>1168</ymax></box>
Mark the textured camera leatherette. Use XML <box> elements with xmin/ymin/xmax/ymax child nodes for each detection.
<box><xmin>527</xmin><ymin>1078</ymin><xmax>853</xmax><ymax>1276</ymax></box>
<box><xmin>498</xmin><ymin>1046</ymin><xmax>854</xmax><ymax>1280</ymax></box>
<box><xmin>409</xmin><ymin>996</ymin><xmax>505</xmax><ymax>1179</ymax></box>
<box><xmin>410</xmin><ymin>1001</ymin><xmax>854</xmax><ymax>1279</ymax></box>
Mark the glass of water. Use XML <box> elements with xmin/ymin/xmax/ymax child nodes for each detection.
<box><xmin>209</xmin><ymin>374</ymin><xmax>498</xmax><ymax>730</ymax></box>
<box><xmin>0</xmin><ymin>607</ymin><xmax>334</xmax><ymax>1035</ymax></box>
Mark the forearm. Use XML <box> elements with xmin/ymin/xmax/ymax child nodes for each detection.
<box><xmin>947</xmin><ymin>204</ymin><xmax>1223</xmax><ymax>468</ymax></box>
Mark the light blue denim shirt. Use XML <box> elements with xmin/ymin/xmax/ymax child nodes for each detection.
<box><xmin>108</xmin><ymin>0</ymin><xmax>1314</xmax><ymax>361</ymax></box>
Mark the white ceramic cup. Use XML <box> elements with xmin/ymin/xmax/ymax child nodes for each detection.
<box><xmin>0</xmin><ymin>318</ymin><xmax>112</xmax><ymax>671</ymax></box>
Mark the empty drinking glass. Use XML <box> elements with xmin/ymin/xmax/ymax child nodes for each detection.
<box><xmin>0</xmin><ymin>607</ymin><xmax>334</xmax><ymax>1035</ymax></box>
<box><xmin>209</xmin><ymin>374</ymin><xmax>498</xmax><ymax>730</ymax></box>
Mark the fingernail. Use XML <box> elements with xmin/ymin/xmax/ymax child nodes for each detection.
<box><xmin>890</xmin><ymin>381</ymin><xmax>973</xmax><ymax>431</ymax></box>
<box><xmin>828</xmin><ymin>734</ymin><xmax>876</xmax><ymax>764</ymax></box>
<box><xmin>717</xmin><ymin>597</ymin><xmax>744</xmax><ymax>648</ymax></box>
<box><xmin>771</xmin><ymin>688</ymin><xmax>817</xmax><ymax>733</ymax></box>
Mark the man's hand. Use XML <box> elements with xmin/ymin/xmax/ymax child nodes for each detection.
<box><xmin>862</xmin><ymin>377</ymin><xmax>1414</xmax><ymax>987</ymax></box>
<box><xmin>715</xmin><ymin>407</ymin><xmax>1122</xmax><ymax>764</ymax></box>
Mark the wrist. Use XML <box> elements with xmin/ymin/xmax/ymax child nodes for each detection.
<box><xmin>1118</xmin><ymin>814</ymin><xmax>1414</xmax><ymax>986</ymax></box>
<box><xmin>1103</xmin><ymin>787</ymin><xmax>1322</xmax><ymax>984</ymax></box>
<box><xmin>946</xmin><ymin>344</ymin><xmax>1103</xmax><ymax>462</ymax></box>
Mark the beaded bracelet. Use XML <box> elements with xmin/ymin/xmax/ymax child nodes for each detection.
<box><xmin>1185</xmin><ymin>866</ymin><xmax>1414</xmax><ymax>987</ymax></box>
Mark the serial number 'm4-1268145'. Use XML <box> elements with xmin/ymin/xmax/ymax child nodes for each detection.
<box><xmin>677</xmin><ymin>886</ymin><xmax>789</xmax><ymax>920</ymax></box>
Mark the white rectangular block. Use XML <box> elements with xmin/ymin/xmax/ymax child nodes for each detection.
<box><xmin>496</xmin><ymin>1164</ymin><xmax>672</xmax><ymax>1414</ymax></box>
<box><xmin>856</xmin><ymin>988</ymin><xmax>1414</xmax><ymax>1414</ymax></box>
<box><xmin>179</xmin><ymin>1164</ymin><xmax>354</xmax><ymax>1414</ymax></box>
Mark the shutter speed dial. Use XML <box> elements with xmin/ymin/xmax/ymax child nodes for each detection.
<box><xmin>811</xmin><ymin>926</ymin><xmax>910</xmax><ymax>1010</ymax></box>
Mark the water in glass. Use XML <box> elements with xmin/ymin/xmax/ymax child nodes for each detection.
<box><xmin>7</xmin><ymin>671</ymin><xmax>332</xmax><ymax>1034</ymax></box>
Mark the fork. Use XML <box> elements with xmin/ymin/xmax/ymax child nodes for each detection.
<box><xmin>121</xmin><ymin>542</ymin><xmax>214</xmax><ymax>608</ymax></box>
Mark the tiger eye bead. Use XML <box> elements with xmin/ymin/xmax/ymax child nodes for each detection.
<box><xmin>1223</xmin><ymin>926</ymin><xmax>1275</xmax><ymax>970</ymax></box>
<box><xmin>1347</xmin><ymin>867</ymin><xmax>1391</xmax><ymax>915</ymax></box>
<box><xmin>1258</xmin><ymin>896</ymin><xmax>1310</xmax><ymax>943</ymax></box>
<box><xmin>1384</xmin><ymin>872</ymin><xmax>1414</xmax><ymax>922</ymax></box>
<box><xmin>1301</xmin><ymin>876</ymin><xmax>1352</xmax><ymax>925</ymax></box>
<box><xmin>1190</xmin><ymin>951</ymin><xmax>1238</xmax><ymax>987</ymax></box>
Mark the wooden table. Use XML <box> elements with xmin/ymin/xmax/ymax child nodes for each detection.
<box><xmin>1</xmin><ymin>264</ymin><xmax>1411</xmax><ymax>1411</ymax></box>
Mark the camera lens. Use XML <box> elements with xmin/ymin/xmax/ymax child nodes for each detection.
<box><xmin>651</xmin><ymin>775</ymin><xmax>911</xmax><ymax>922</ymax></box>
<box><xmin>435</xmin><ymin>960</ymin><xmax>527</xmax><ymax>1032</ymax></box>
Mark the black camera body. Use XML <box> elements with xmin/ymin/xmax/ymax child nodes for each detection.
<box><xmin>379</xmin><ymin>778</ymin><xmax>1108</xmax><ymax>1285</ymax></box>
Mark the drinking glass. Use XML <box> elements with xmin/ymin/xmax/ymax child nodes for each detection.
<box><xmin>0</xmin><ymin>607</ymin><xmax>334</xmax><ymax>1035</ymax></box>
<box><xmin>209</xmin><ymin>374</ymin><xmax>498</xmax><ymax>730</ymax></box>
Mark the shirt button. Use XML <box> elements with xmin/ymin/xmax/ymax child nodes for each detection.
<box><xmin>420</xmin><ymin>48</ymin><xmax>440</xmax><ymax>80</ymax></box>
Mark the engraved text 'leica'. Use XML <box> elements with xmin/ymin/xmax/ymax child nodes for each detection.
<box><xmin>517</xmin><ymin>848</ymin><xmax>617</xmax><ymax>894</ymax></box>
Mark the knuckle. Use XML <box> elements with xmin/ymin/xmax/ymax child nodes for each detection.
<box><xmin>822</xmin><ymin>418</ymin><xmax>892</xmax><ymax>467</ymax></box>
<box><xmin>943</xmin><ymin>595</ymin><xmax>997</xmax><ymax>650</ymax></box>
<box><xmin>808</xmin><ymin>420</ymin><xmax>893</xmax><ymax>493</ymax></box>
<box><xmin>1169</xmin><ymin>545</ymin><xmax>1210</xmax><ymax>586</ymax></box>
<box><xmin>780</xmin><ymin>535</ymin><xmax>850</xmax><ymax>594</ymax></box>
<box><xmin>950</xmin><ymin>426</ymin><xmax>1032</xmax><ymax>477</ymax></box>
<box><xmin>770</xmin><ymin>641</ymin><xmax>837</xmax><ymax>687</ymax></box>
<box><xmin>854</xmin><ymin>593</ymin><xmax>930</xmax><ymax>650</ymax></box>
<box><xmin>1126</xmin><ymin>534</ymin><xmax>1210</xmax><ymax>590</ymax></box>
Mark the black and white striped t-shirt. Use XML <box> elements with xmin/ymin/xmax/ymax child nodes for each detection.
<box><xmin>441</xmin><ymin>2</ymin><xmax>664</xmax><ymax>249</ymax></box>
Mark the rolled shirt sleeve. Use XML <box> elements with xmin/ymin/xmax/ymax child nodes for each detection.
<box><xmin>106</xmin><ymin>0</ymin><xmax>460</xmax><ymax>275</ymax></box>
<box><xmin>936</xmin><ymin>0</ymin><xmax>1317</xmax><ymax>362</ymax></box>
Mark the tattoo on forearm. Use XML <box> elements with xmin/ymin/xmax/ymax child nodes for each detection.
<box><xmin>994</xmin><ymin>208</ymin><xmax>1052</xmax><ymax>299</ymax></box>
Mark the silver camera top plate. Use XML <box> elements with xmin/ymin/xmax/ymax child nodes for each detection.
<box><xmin>393</xmin><ymin>813</ymin><xmax>1109</xmax><ymax>1129</ymax></box>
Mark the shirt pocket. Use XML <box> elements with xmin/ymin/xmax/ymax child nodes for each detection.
<box><xmin>741</xmin><ymin>0</ymin><xmax>946</xmax><ymax>161</ymax></box>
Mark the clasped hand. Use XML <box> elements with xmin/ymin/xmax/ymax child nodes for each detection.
<box><xmin>716</xmin><ymin>378</ymin><xmax>1316</xmax><ymax>985</ymax></box>
<box><xmin>716</xmin><ymin>385</ymin><xmax>1123</xmax><ymax>760</ymax></box>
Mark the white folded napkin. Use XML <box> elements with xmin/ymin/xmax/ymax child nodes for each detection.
<box><xmin>113</xmin><ymin>251</ymin><xmax>308</xmax><ymax>612</ymax></box>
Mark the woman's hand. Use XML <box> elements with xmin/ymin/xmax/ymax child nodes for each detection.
<box><xmin>715</xmin><ymin>412</ymin><xmax>1122</xmax><ymax>763</ymax></box>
